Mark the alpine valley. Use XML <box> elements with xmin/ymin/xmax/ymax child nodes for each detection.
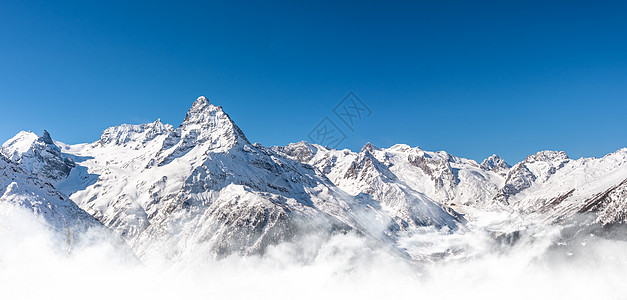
<box><xmin>1</xmin><ymin>96</ymin><xmax>626</xmax><ymax>263</ymax></box>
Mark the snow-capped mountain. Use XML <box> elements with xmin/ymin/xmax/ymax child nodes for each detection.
<box><xmin>274</xmin><ymin>141</ymin><xmax>505</xmax><ymax>209</ymax></box>
<box><xmin>1</xmin><ymin>95</ymin><xmax>626</xmax><ymax>260</ymax></box>
<box><xmin>493</xmin><ymin>150</ymin><xmax>570</xmax><ymax>205</ymax></box>
<box><xmin>272</xmin><ymin>142</ymin><xmax>464</xmax><ymax>231</ymax></box>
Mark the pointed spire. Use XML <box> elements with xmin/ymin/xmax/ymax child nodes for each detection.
<box><xmin>41</xmin><ymin>130</ymin><xmax>54</xmax><ymax>144</ymax></box>
<box><xmin>178</xmin><ymin>96</ymin><xmax>250</xmax><ymax>147</ymax></box>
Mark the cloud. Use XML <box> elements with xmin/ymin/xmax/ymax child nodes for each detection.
<box><xmin>1</xmin><ymin>205</ymin><xmax>627</xmax><ymax>300</ymax></box>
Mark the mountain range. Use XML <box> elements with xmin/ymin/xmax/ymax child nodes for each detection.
<box><xmin>1</xmin><ymin>96</ymin><xmax>626</xmax><ymax>259</ymax></box>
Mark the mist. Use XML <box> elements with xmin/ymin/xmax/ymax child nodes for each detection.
<box><xmin>2</xmin><ymin>205</ymin><xmax>627</xmax><ymax>300</ymax></box>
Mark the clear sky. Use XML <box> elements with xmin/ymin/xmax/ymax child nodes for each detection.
<box><xmin>1</xmin><ymin>1</ymin><xmax>626</xmax><ymax>164</ymax></box>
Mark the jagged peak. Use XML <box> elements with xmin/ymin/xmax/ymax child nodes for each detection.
<box><xmin>524</xmin><ymin>150</ymin><xmax>569</xmax><ymax>164</ymax></box>
<box><xmin>360</xmin><ymin>142</ymin><xmax>380</xmax><ymax>153</ymax></box>
<box><xmin>193</xmin><ymin>95</ymin><xmax>210</xmax><ymax>107</ymax></box>
<box><xmin>481</xmin><ymin>154</ymin><xmax>510</xmax><ymax>171</ymax></box>
<box><xmin>344</xmin><ymin>148</ymin><xmax>393</xmax><ymax>180</ymax></box>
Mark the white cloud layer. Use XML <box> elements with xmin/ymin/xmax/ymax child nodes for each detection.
<box><xmin>1</xmin><ymin>205</ymin><xmax>627</xmax><ymax>300</ymax></box>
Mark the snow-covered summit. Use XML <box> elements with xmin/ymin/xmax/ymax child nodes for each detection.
<box><xmin>480</xmin><ymin>154</ymin><xmax>510</xmax><ymax>174</ymax></box>
<box><xmin>523</xmin><ymin>150</ymin><xmax>569</xmax><ymax>164</ymax></box>
<box><xmin>360</xmin><ymin>142</ymin><xmax>380</xmax><ymax>153</ymax></box>
<box><xmin>179</xmin><ymin>96</ymin><xmax>249</xmax><ymax>145</ymax></box>
<box><xmin>1</xmin><ymin>131</ymin><xmax>40</xmax><ymax>160</ymax></box>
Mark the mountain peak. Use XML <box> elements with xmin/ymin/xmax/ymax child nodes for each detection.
<box><xmin>481</xmin><ymin>154</ymin><xmax>510</xmax><ymax>172</ymax></box>
<box><xmin>360</xmin><ymin>142</ymin><xmax>379</xmax><ymax>153</ymax></box>
<box><xmin>191</xmin><ymin>95</ymin><xmax>210</xmax><ymax>109</ymax></box>
<box><xmin>182</xmin><ymin>96</ymin><xmax>231</xmax><ymax>127</ymax></box>
<box><xmin>524</xmin><ymin>150</ymin><xmax>569</xmax><ymax>164</ymax></box>
<box><xmin>160</xmin><ymin>96</ymin><xmax>250</xmax><ymax>157</ymax></box>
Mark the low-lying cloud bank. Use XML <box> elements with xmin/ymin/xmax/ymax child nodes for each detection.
<box><xmin>1</xmin><ymin>206</ymin><xmax>626</xmax><ymax>300</ymax></box>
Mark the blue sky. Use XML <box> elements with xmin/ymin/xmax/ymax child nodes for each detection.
<box><xmin>1</xmin><ymin>1</ymin><xmax>626</xmax><ymax>164</ymax></box>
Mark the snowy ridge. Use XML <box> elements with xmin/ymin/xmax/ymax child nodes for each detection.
<box><xmin>277</xmin><ymin>142</ymin><xmax>504</xmax><ymax>208</ymax></box>
<box><xmin>272</xmin><ymin>142</ymin><xmax>463</xmax><ymax>231</ymax></box>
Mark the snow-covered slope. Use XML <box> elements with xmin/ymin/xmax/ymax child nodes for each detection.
<box><xmin>499</xmin><ymin>148</ymin><xmax>627</xmax><ymax>224</ymax></box>
<box><xmin>0</xmin><ymin>153</ymin><xmax>101</xmax><ymax>232</ymax></box>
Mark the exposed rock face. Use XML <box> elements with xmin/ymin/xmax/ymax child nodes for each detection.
<box><xmin>41</xmin><ymin>129</ymin><xmax>54</xmax><ymax>144</ymax></box>
<box><xmin>493</xmin><ymin>163</ymin><xmax>537</xmax><ymax>204</ymax></box>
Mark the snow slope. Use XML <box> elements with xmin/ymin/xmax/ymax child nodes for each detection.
<box><xmin>0</xmin><ymin>152</ymin><xmax>101</xmax><ymax>232</ymax></box>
